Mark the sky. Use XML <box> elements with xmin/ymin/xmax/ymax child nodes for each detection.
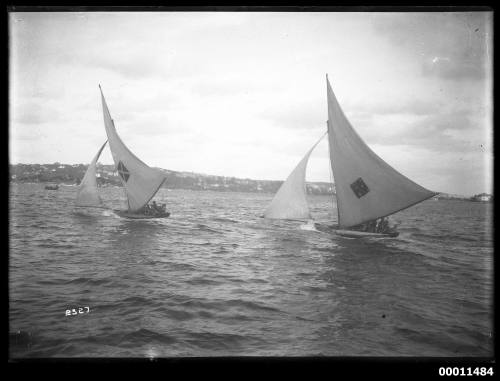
<box><xmin>9</xmin><ymin>11</ymin><xmax>493</xmax><ymax>196</ymax></box>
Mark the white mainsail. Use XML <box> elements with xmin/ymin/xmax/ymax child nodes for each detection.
<box><xmin>326</xmin><ymin>75</ymin><xmax>436</xmax><ymax>228</ymax></box>
<box><xmin>75</xmin><ymin>140</ymin><xmax>108</xmax><ymax>207</ymax></box>
<box><xmin>99</xmin><ymin>86</ymin><xmax>166</xmax><ymax>212</ymax></box>
<box><xmin>264</xmin><ymin>134</ymin><xmax>325</xmax><ymax>219</ymax></box>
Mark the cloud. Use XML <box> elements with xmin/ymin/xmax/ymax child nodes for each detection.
<box><xmin>10</xmin><ymin>100</ymin><xmax>60</xmax><ymax>125</ymax></box>
<box><xmin>363</xmin><ymin>108</ymin><xmax>488</xmax><ymax>155</ymax></box>
<box><xmin>259</xmin><ymin>101</ymin><xmax>324</xmax><ymax>131</ymax></box>
<box><xmin>192</xmin><ymin>76</ymin><xmax>259</xmax><ymax>97</ymax></box>
<box><xmin>352</xmin><ymin>98</ymin><xmax>441</xmax><ymax>117</ymax></box>
<box><xmin>372</xmin><ymin>12</ymin><xmax>492</xmax><ymax>80</ymax></box>
<box><xmin>8</xmin><ymin>12</ymin><xmax>492</xmax><ymax>195</ymax></box>
<box><xmin>422</xmin><ymin>55</ymin><xmax>484</xmax><ymax>80</ymax></box>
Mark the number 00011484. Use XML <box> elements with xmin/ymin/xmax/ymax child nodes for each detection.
<box><xmin>65</xmin><ymin>306</ymin><xmax>90</xmax><ymax>316</ymax></box>
<box><xmin>438</xmin><ymin>367</ymin><xmax>494</xmax><ymax>376</ymax></box>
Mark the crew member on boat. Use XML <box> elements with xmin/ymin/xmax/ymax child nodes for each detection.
<box><xmin>367</xmin><ymin>220</ymin><xmax>377</xmax><ymax>232</ymax></box>
<box><xmin>152</xmin><ymin>201</ymin><xmax>160</xmax><ymax>213</ymax></box>
<box><xmin>353</xmin><ymin>217</ymin><xmax>393</xmax><ymax>234</ymax></box>
<box><xmin>142</xmin><ymin>201</ymin><xmax>168</xmax><ymax>216</ymax></box>
<box><xmin>377</xmin><ymin>217</ymin><xmax>389</xmax><ymax>234</ymax></box>
<box><xmin>153</xmin><ymin>201</ymin><xmax>166</xmax><ymax>214</ymax></box>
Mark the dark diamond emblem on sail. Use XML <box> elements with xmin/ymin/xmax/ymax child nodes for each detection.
<box><xmin>117</xmin><ymin>161</ymin><xmax>130</xmax><ymax>182</ymax></box>
<box><xmin>350</xmin><ymin>177</ymin><xmax>370</xmax><ymax>198</ymax></box>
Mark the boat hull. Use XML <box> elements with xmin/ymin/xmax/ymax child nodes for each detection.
<box><xmin>314</xmin><ymin>223</ymin><xmax>399</xmax><ymax>238</ymax></box>
<box><xmin>333</xmin><ymin>229</ymin><xmax>399</xmax><ymax>238</ymax></box>
<box><xmin>115</xmin><ymin>210</ymin><xmax>170</xmax><ymax>219</ymax></box>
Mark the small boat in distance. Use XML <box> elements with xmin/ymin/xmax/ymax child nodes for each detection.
<box><xmin>75</xmin><ymin>140</ymin><xmax>108</xmax><ymax>208</ymax></box>
<box><xmin>99</xmin><ymin>85</ymin><xmax>170</xmax><ymax>219</ymax></box>
<box><xmin>45</xmin><ymin>184</ymin><xmax>59</xmax><ymax>190</ymax></box>
<box><xmin>264</xmin><ymin>75</ymin><xmax>438</xmax><ymax>238</ymax></box>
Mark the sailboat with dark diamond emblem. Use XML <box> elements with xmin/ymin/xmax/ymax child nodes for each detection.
<box><xmin>264</xmin><ymin>75</ymin><xmax>437</xmax><ymax>238</ymax></box>
<box><xmin>99</xmin><ymin>85</ymin><xmax>170</xmax><ymax>219</ymax></box>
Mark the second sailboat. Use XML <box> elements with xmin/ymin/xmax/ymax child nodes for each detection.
<box><xmin>99</xmin><ymin>85</ymin><xmax>170</xmax><ymax>219</ymax></box>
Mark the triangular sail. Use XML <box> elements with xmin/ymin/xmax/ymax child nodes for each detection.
<box><xmin>99</xmin><ymin>86</ymin><xmax>166</xmax><ymax>212</ymax></box>
<box><xmin>264</xmin><ymin>134</ymin><xmax>325</xmax><ymax>219</ymax></box>
<box><xmin>75</xmin><ymin>140</ymin><xmax>108</xmax><ymax>207</ymax></box>
<box><xmin>326</xmin><ymin>76</ymin><xmax>436</xmax><ymax>228</ymax></box>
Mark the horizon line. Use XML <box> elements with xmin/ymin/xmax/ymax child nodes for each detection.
<box><xmin>9</xmin><ymin>161</ymin><xmax>485</xmax><ymax>198</ymax></box>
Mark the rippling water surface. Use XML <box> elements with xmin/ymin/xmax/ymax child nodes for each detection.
<box><xmin>9</xmin><ymin>183</ymin><xmax>493</xmax><ymax>357</ymax></box>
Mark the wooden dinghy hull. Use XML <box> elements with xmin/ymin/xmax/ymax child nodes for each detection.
<box><xmin>115</xmin><ymin>210</ymin><xmax>170</xmax><ymax>219</ymax></box>
<box><xmin>314</xmin><ymin>223</ymin><xmax>399</xmax><ymax>238</ymax></box>
<box><xmin>333</xmin><ymin>229</ymin><xmax>399</xmax><ymax>238</ymax></box>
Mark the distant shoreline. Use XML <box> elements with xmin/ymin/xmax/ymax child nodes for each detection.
<box><xmin>10</xmin><ymin>180</ymin><xmax>493</xmax><ymax>203</ymax></box>
<box><xmin>9</xmin><ymin>163</ymin><xmax>492</xmax><ymax>201</ymax></box>
<box><xmin>9</xmin><ymin>163</ymin><xmax>335</xmax><ymax>196</ymax></box>
<box><xmin>10</xmin><ymin>179</ymin><xmax>337</xmax><ymax>197</ymax></box>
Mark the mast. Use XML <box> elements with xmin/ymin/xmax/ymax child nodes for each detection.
<box><xmin>326</xmin><ymin>120</ymin><xmax>339</xmax><ymax>224</ymax></box>
<box><xmin>326</xmin><ymin>74</ymin><xmax>341</xmax><ymax>225</ymax></box>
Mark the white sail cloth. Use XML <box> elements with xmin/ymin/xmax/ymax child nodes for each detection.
<box><xmin>264</xmin><ymin>134</ymin><xmax>325</xmax><ymax>219</ymax></box>
<box><xmin>99</xmin><ymin>86</ymin><xmax>166</xmax><ymax>212</ymax></box>
<box><xmin>326</xmin><ymin>76</ymin><xmax>436</xmax><ymax>228</ymax></box>
<box><xmin>75</xmin><ymin>140</ymin><xmax>108</xmax><ymax>207</ymax></box>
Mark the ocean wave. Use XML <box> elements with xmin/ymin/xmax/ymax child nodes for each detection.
<box><xmin>64</xmin><ymin>277</ymin><xmax>111</xmax><ymax>286</ymax></box>
<box><xmin>185</xmin><ymin>277</ymin><xmax>222</xmax><ymax>286</ymax></box>
<box><xmin>183</xmin><ymin>331</ymin><xmax>265</xmax><ymax>350</ymax></box>
<box><xmin>121</xmin><ymin>328</ymin><xmax>178</xmax><ymax>346</ymax></box>
<box><xmin>193</xmin><ymin>223</ymin><xmax>222</xmax><ymax>234</ymax></box>
<box><xmin>9</xmin><ymin>186</ymin><xmax>493</xmax><ymax>357</ymax></box>
<box><xmin>211</xmin><ymin>217</ymin><xmax>239</xmax><ymax>224</ymax></box>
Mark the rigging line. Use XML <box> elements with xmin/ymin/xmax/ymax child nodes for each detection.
<box><xmin>305</xmin><ymin>130</ymin><xmax>328</xmax><ymax>220</ymax></box>
<box><xmin>326</xmin><ymin>121</ymin><xmax>338</xmax><ymax>225</ymax></box>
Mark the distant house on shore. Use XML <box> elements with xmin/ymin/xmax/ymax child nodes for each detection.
<box><xmin>470</xmin><ymin>193</ymin><xmax>493</xmax><ymax>202</ymax></box>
